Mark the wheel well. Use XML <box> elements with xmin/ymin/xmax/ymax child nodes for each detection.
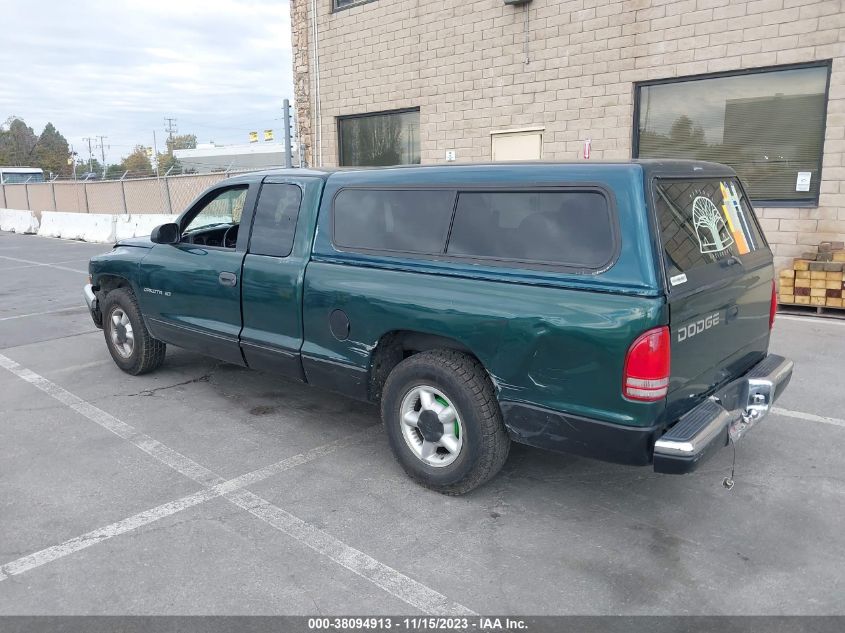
<box><xmin>95</xmin><ymin>274</ymin><xmax>131</xmax><ymax>298</ymax></box>
<box><xmin>368</xmin><ymin>330</ymin><xmax>478</xmax><ymax>402</ymax></box>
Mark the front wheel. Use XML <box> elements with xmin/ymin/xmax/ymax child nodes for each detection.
<box><xmin>381</xmin><ymin>350</ymin><xmax>510</xmax><ymax>495</ymax></box>
<box><xmin>101</xmin><ymin>287</ymin><xmax>166</xmax><ymax>375</ymax></box>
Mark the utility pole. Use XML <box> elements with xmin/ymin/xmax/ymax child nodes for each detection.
<box><xmin>164</xmin><ymin>117</ymin><xmax>177</xmax><ymax>150</ymax></box>
<box><xmin>152</xmin><ymin>130</ymin><xmax>160</xmax><ymax>177</ymax></box>
<box><xmin>96</xmin><ymin>135</ymin><xmax>108</xmax><ymax>177</ymax></box>
<box><xmin>82</xmin><ymin>137</ymin><xmax>94</xmax><ymax>173</ymax></box>
<box><xmin>283</xmin><ymin>99</ymin><xmax>293</xmax><ymax>169</ymax></box>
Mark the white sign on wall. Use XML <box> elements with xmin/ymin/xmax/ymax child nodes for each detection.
<box><xmin>796</xmin><ymin>171</ymin><xmax>812</xmax><ymax>192</ymax></box>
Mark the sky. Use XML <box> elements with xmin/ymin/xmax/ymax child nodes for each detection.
<box><xmin>0</xmin><ymin>0</ymin><xmax>293</xmax><ymax>165</ymax></box>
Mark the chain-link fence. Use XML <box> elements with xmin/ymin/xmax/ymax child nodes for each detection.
<box><xmin>0</xmin><ymin>169</ymin><xmax>256</xmax><ymax>215</ymax></box>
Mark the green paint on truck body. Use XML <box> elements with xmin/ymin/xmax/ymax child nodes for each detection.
<box><xmin>87</xmin><ymin>161</ymin><xmax>775</xmax><ymax>468</ymax></box>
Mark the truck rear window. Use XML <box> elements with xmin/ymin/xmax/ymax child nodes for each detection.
<box><xmin>653</xmin><ymin>178</ymin><xmax>765</xmax><ymax>285</ymax></box>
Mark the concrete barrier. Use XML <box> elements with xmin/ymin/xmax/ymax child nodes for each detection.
<box><xmin>0</xmin><ymin>208</ymin><xmax>40</xmax><ymax>234</ymax></box>
<box><xmin>114</xmin><ymin>214</ymin><xmax>177</xmax><ymax>241</ymax></box>
<box><xmin>37</xmin><ymin>212</ymin><xmax>178</xmax><ymax>243</ymax></box>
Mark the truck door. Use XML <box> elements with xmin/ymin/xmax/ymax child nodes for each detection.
<box><xmin>139</xmin><ymin>184</ymin><xmax>255</xmax><ymax>366</ymax></box>
<box><xmin>239</xmin><ymin>176</ymin><xmax>321</xmax><ymax>381</ymax></box>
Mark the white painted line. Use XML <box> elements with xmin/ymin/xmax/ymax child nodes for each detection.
<box><xmin>777</xmin><ymin>314</ymin><xmax>845</xmax><ymax>326</ymax></box>
<box><xmin>1</xmin><ymin>489</ymin><xmax>217</xmax><ymax>578</ymax></box>
<box><xmin>52</xmin><ymin>359</ymin><xmax>112</xmax><ymax>375</ymax></box>
<box><xmin>772</xmin><ymin>407</ymin><xmax>845</xmax><ymax>429</ymax></box>
<box><xmin>0</xmin><ymin>352</ymin><xmax>223</xmax><ymax>487</ymax></box>
<box><xmin>0</xmin><ymin>254</ymin><xmax>87</xmax><ymax>275</ymax></box>
<box><xmin>0</xmin><ymin>354</ymin><xmax>473</xmax><ymax>615</ymax></box>
<box><xmin>0</xmin><ymin>437</ymin><xmax>360</xmax><ymax>580</ymax></box>
<box><xmin>227</xmin><ymin>488</ymin><xmax>476</xmax><ymax>616</ymax></box>
<box><xmin>0</xmin><ymin>306</ymin><xmax>86</xmax><ymax>322</ymax></box>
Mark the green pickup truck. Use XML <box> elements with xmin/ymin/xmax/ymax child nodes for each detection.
<box><xmin>84</xmin><ymin>161</ymin><xmax>793</xmax><ymax>494</ymax></box>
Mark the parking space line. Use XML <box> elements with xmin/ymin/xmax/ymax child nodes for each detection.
<box><xmin>0</xmin><ymin>306</ymin><xmax>87</xmax><ymax>322</ymax></box>
<box><xmin>226</xmin><ymin>488</ymin><xmax>476</xmax><ymax>615</ymax></box>
<box><xmin>0</xmin><ymin>436</ymin><xmax>361</xmax><ymax>581</ymax></box>
<box><xmin>0</xmin><ymin>254</ymin><xmax>87</xmax><ymax>275</ymax></box>
<box><xmin>773</xmin><ymin>407</ymin><xmax>845</xmax><ymax>429</ymax></box>
<box><xmin>0</xmin><ymin>352</ymin><xmax>224</xmax><ymax>487</ymax></box>
<box><xmin>0</xmin><ymin>353</ymin><xmax>474</xmax><ymax>615</ymax></box>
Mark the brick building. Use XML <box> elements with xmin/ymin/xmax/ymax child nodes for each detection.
<box><xmin>290</xmin><ymin>0</ymin><xmax>845</xmax><ymax>270</ymax></box>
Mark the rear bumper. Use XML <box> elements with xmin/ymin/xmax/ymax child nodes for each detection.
<box><xmin>653</xmin><ymin>354</ymin><xmax>793</xmax><ymax>474</ymax></box>
<box><xmin>83</xmin><ymin>284</ymin><xmax>102</xmax><ymax>328</ymax></box>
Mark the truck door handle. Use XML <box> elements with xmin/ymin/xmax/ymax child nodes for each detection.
<box><xmin>218</xmin><ymin>272</ymin><xmax>237</xmax><ymax>287</ymax></box>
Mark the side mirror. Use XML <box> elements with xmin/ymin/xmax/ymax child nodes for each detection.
<box><xmin>150</xmin><ymin>223</ymin><xmax>180</xmax><ymax>245</ymax></box>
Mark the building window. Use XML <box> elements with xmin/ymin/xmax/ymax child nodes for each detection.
<box><xmin>634</xmin><ymin>62</ymin><xmax>831</xmax><ymax>205</ymax></box>
<box><xmin>333</xmin><ymin>0</ymin><xmax>371</xmax><ymax>9</ymax></box>
<box><xmin>338</xmin><ymin>109</ymin><xmax>420</xmax><ymax>167</ymax></box>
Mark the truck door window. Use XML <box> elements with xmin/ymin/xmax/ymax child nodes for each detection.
<box><xmin>653</xmin><ymin>178</ymin><xmax>764</xmax><ymax>283</ymax></box>
<box><xmin>248</xmin><ymin>183</ymin><xmax>303</xmax><ymax>257</ymax></box>
<box><xmin>182</xmin><ymin>186</ymin><xmax>248</xmax><ymax>249</ymax></box>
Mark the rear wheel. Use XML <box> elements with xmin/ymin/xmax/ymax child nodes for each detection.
<box><xmin>102</xmin><ymin>287</ymin><xmax>166</xmax><ymax>375</ymax></box>
<box><xmin>381</xmin><ymin>350</ymin><xmax>510</xmax><ymax>495</ymax></box>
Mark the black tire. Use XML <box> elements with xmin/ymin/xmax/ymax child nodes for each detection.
<box><xmin>101</xmin><ymin>287</ymin><xmax>166</xmax><ymax>375</ymax></box>
<box><xmin>380</xmin><ymin>350</ymin><xmax>510</xmax><ymax>495</ymax></box>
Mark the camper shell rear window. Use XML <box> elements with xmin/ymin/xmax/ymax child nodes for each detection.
<box><xmin>652</xmin><ymin>177</ymin><xmax>766</xmax><ymax>288</ymax></box>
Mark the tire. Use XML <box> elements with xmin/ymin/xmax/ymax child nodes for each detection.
<box><xmin>101</xmin><ymin>287</ymin><xmax>166</xmax><ymax>375</ymax></box>
<box><xmin>380</xmin><ymin>350</ymin><xmax>510</xmax><ymax>495</ymax></box>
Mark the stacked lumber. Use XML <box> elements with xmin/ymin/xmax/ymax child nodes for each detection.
<box><xmin>779</xmin><ymin>241</ymin><xmax>845</xmax><ymax>309</ymax></box>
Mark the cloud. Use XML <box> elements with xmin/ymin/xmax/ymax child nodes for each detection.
<box><xmin>0</xmin><ymin>0</ymin><xmax>293</xmax><ymax>164</ymax></box>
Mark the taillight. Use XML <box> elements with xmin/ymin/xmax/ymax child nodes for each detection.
<box><xmin>769</xmin><ymin>280</ymin><xmax>777</xmax><ymax>330</ymax></box>
<box><xmin>623</xmin><ymin>326</ymin><xmax>671</xmax><ymax>402</ymax></box>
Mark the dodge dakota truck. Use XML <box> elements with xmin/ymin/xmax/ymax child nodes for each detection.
<box><xmin>84</xmin><ymin>161</ymin><xmax>793</xmax><ymax>494</ymax></box>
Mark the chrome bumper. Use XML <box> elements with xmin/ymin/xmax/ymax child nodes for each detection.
<box><xmin>653</xmin><ymin>354</ymin><xmax>793</xmax><ymax>474</ymax></box>
<box><xmin>83</xmin><ymin>284</ymin><xmax>102</xmax><ymax>328</ymax></box>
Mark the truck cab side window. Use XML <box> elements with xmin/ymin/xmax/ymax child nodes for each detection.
<box><xmin>182</xmin><ymin>186</ymin><xmax>248</xmax><ymax>249</ymax></box>
<box><xmin>248</xmin><ymin>183</ymin><xmax>303</xmax><ymax>257</ymax></box>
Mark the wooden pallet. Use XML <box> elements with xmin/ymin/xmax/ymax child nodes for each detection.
<box><xmin>778</xmin><ymin>302</ymin><xmax>845</xmax><ymax>321</ymax></box>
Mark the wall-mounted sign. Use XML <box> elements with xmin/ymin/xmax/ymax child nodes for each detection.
<box><xmin>264</xmin><ymin>130</ymin><xmax>274</xmax><ymax>142</ymax></box>
<box><xmin>249</xmin><ymin>131</ymin><xmax>258</xmax><ymax>143</ymax></box>
<box><xmin>796</xmin><ymin>171</ymin><xmax>812</xmax><ymax>192</ymax></box>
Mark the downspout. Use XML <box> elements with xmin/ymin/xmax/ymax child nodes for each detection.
<box><xmin>310</xmin><ymin>0</ymin><xmax>323</xmax><ymax>166</ymax></box>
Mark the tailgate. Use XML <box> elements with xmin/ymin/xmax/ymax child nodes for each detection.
<box><xmin>651</xmin><ymin>177</ymin><xmax>774</xmax><ymax>421</ymax></box>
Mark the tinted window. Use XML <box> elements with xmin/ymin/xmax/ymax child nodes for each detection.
<box><xmin>653</xmin><ymin>178</ymin><xmax>765</xmax><ymax>281</ymax></box>
<box><xmin>636</xmin><ymin>64</ymin><xmax>829</xmax><ymax>203</ymax></box>
<box><xmin>447</xmin><ymin>191</ymin><xmax>614</xmax><ymax>268</ymax></box>
<box><xmin>249</xmin><ymin>184</ymin><xmax>302</xmax><ymax>257</ymax></box>
<box><xmin>333</xmin><ymin>189</ymin><xmax>454</xmax><ymax>254</ymax></box>
<box><xmin>338</xmin><ymin>110</ymin><xmax>420</xmax><ymax>167</ymax></box>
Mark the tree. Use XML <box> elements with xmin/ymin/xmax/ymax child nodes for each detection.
<box><xmin>0</xmin><ymin>116</ymin><xmax>38</xmax><ymax>166</ymax></box>
<box><xmin>120</xmin><ymin>145</ymin><xmax>153</xmax><ymax>177</ymax></box>
<box><xmin>105</xmin><ymin>163</ymin><xmax>125</xmax><ymax>179</ymax></box>
<box><xmin>157</xmin><ymin>133</ymin><xmax>197</xmax><ymax>174</ymax></box>
<box><xmin>166</xmin><ymin>133</ymin><xmax>197</xmax><ymax>153</ymax></box>
<box><xmin>76</xmin><ymin>157</ymin><xmax>103</xmax><ymax>178</ymax></box>
<box><xmin>33</xmin><ymin>122</ymin><xmax>71</xmax><ymax>176</ymax></box>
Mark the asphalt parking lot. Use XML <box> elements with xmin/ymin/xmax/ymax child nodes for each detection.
<box><xmin>1</xmin><ymin>230</ymin><xmax>844</xmax><ymax>616</ymax></box>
